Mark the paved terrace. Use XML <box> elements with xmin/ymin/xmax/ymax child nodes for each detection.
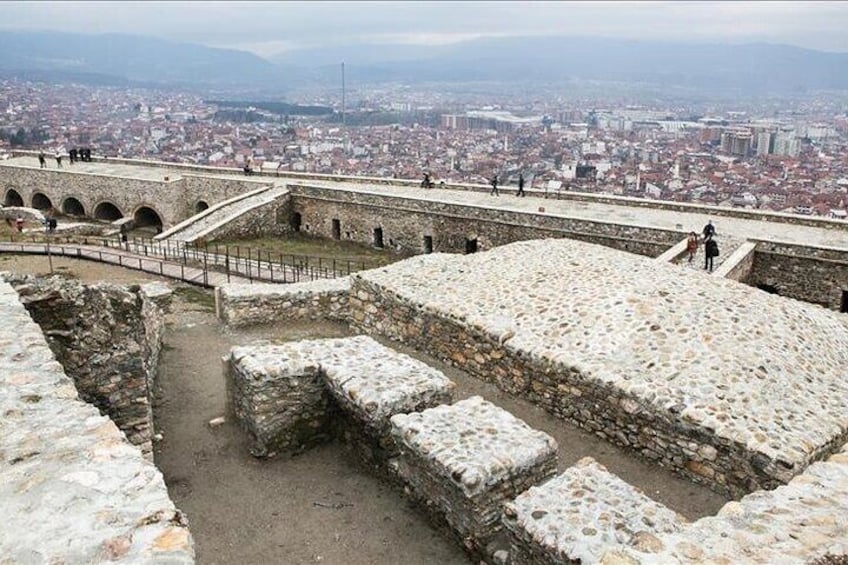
<box><xmin>355</xmin><ymin>239</ymin><xmax>848</xmax><ymax>482</ymax></box>
<box><xmin>4</xmin><ymin>155</ymin><xmax>848</xmax><ymax>251</ymax></box>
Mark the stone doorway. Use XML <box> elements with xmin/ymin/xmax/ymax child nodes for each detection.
<box><xmin>841</xmin><ymin>290</ymin><xmax>848</xmax><ymax>313</ymax></box>
<box><xmin>373</xmin><ymin>227</ymin><xmax>384</xmax><ymax>249</ymax></box>
<box><xmin>332</xmin><ymin>219</ymin><xmax>341</xmax><ymax>240</ymax></box>
<box><xmin>423</xmin><ymin>235</ymin><xmax>433</xmax><ymax>254</ymax></box>
<box><xmin>465</xmin><ymin>238</ymin><xmax>478</xmax><ymax>254</ymax></box>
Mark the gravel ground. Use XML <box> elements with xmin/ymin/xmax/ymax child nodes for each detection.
<box><xmin>1</xmin><ymin>256</ymin><xmax>728</xmax><ymax>565</ymax></box>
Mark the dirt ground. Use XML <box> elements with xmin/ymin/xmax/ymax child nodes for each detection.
<box><xmin>2</xmin><ymin>256</ymin><xmax>729</xmax><ymax>565</ymax></box>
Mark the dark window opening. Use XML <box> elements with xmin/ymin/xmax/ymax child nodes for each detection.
<box><xmin>841</xmin><ymin>290</ymin><xmax>848</xmax><ymax>313</ymax></box>
<box><xmin>345</xmin><ymin>231</ymin><xmax>351</xmax><ymax>239</ymax></box>
<box><xmin>757</xmin><ymin>283</ymin><xmax>780</xmax><ymax>295</ymax></box>
<box><xmin>423</xmin><ymin>235</ymin><xmax>433</xmax><ymax>254</ymax></box>
<box><xmin>196</xmin><ymin>201</ymin><xmax>209</xmax><ymax>213</ymax></box>
<box><xmin>465</xmin><ymin>238</ymin><xmax>478</xmax><ymax>254</ymax></box>
<box><xmin>62</xmin><ymin>197</ymin><xmax>85</xmax><ymax>217</ymax></box>
<box><xmin>389</xmin><ymin>238</ymin><xmax>395</xmax><ymax>247</ymax></box>
<box><xmin>290</xmin><ymin>212</ymin><xmax>302</xmax><ymax>232</ymax></box>
<box><xmin>373</xmin><ymin>227</ymin><xmax>384</xmax><ymax>248</ymax></box>
<box><xmin>94</xmin><ymin>202</ymin><xmax>123</xmax><ymax>222</ymax></box>
<box><xmin>32</xmin><ymin>193</ymin><xmax>53</xmax><ymax>211</ymax></box>
<box><xmin>332</xmin><ymin>219</ymin><xmax>341</xmax><ymax>240</ymax></box>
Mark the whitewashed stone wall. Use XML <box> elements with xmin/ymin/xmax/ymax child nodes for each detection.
<box><xmin>0</xmin><ymin>280</ymin><xmax>194</xmax><ymax>563</ymax></box>
<box><xmin>215</xmin><ymin>277</ymin><xmax>350</xmax><ymax>327</ymax></box>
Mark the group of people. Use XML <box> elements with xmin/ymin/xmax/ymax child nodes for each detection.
<box><xmin>37</xmin><ymin>148</ymin><xmax>91</xmax><ymax>169</ymax></box>
<box><xmin>686</xmin><ymin>220</ymin><xmax>720</xmax><ymax>272</ymax></box>
<box><xmin>489</xmin><ymin>173</ymin><xmax>525</xmax><ymax>197</ymax></box>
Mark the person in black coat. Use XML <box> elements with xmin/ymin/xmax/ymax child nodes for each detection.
<box><xmin>704</xmin><ymin>235</ymin><xmax>719</xmax><ymax>272</ymax></box>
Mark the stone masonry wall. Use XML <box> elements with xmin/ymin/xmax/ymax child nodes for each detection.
<box><xmin>0</xmin><ymin>279</ymin><xmax>194</xmax><ymax>563</ymax></box>
<box><xmin>198</xmin><ymin>198</ymin><xmax>291</xmax><ymax>243</ymax></box>
<box><xmin>747</xmin><ymin>241</ymin><xmax>848</xmax><ymax>310</ymax></box>
<box><xmin>215</xmin><ymin>277</ymin><xmax>350</xmax><ymax>327</ymax></box>
<box><xmin>289</xmin><ymin>186</ymin><xmax>678</xmax><ymax>257</ymax></box>
<box><xmin>348</xmin><ymin>275</ymin><xmax>805</xmax><ymax>499</ymax></box>
<box><xmin>6</xmin><ymin>274</ymin><xmax>165</xmax><ymax>460</ymax></box>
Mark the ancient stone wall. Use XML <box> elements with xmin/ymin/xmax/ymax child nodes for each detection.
<box><xmin>747</xmin><ymin>241</ymin><xmax>848</xmax><ymax>310</ymax></box>
<box><xmin>348</xmin><ymin>274</ymin><xmax>825</xmax><ymax>499</ymax></box>
<box><xmin>215</xmin><ymin>278</ymin><xmax>350</xmax><ymax>327</ymax></box>
<box><xmin>198</xmin><ymin>198</ymin><xmax>290</xmax><ymax>242</ymax></box>
<box><xmin>288</xmin><ymin>185</ymin><xmax>677</xmax><ymax>257</ymax></box>
<box><xmin>6</xmin><ymin>274</ymin><xmax>166</xmax><ymax>459</ymax></box>
<box><xmin>0</xmin><ymin>279</ymin><xmax>194</xmax><ymax>563</ymax></box>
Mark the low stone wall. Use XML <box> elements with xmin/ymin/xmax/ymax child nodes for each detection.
<box><xmin>714</xmin><ymin>241</ymin><xmax>757</xmax><ymax>281</ymax></box>
<box><xmin>747</xmin><ymin>240</ymin><xmax>848</xmax><ymax>310</ymax></box>
<box><xmin>503</xmin><ymin>457</ymin><xmax>688</xmax><ymax>564</ymax></box>
<box><xmin>391</xmin><ymin>396</ymin><xmax>559</xmax><ymax>556</ymax></box>
<box><xmin>198</xmin><ymin>193</ymin><xmax>290</xmax><ymax>243</ymax></box>
<box><xmin>601</xmin><ymin>442</ymin><xmax>848</xmax><ymax>564</ymax></box>
<box><xmin>215</xmin><ymin>277</ymin><xmax>350</xmax><ymax>327</ymax></box>
<box><xmin>5</xmin><ymin>274</ymin><xmax>166</xmax><ymax>460</ymax></box>
<box><xmin>0</xmin><ymin>279</ymin><xmax>193</xmax><ymax>563</ymax></box>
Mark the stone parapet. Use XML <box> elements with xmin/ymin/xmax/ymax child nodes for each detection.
<box><xmin>215</xmin><ymin>277</ymin><xmax>350</xmax><ymax>326</ymax></box>
<box><xmin>0</xmin><ymin>280</ymin><xmax>194</xmax><ymax>563</ymax></box>
<box><xmin>602</xmin><ymin>442</ymin><xmax>848</xmax><ymax>564</ymax></box>
<box><xmin>390</xmin><ymin>396</ymin><xmax>558</xmax><ymax>553</ymax></box>
<box><xmin>503</xmin><ymin>457</ymin><xmax>688</xmax><ymax>564</ymax></box>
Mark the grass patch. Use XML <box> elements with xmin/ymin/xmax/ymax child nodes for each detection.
<box><xmin>173</xmin><ymin>286</ymin><xmax>216</xmax><ymax>312</ymax></box>
<box><xmin>208</xmin><ymin>232</ymin><xmax>412</xmax><ymax>270</ymax></box>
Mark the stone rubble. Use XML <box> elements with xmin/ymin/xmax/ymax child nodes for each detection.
<box><xmin>0</xmin><ymin>279</ymin><xmax>194</xmax><ymax>563</ymax></box>
<box><xmin>216</xmin><ymin>277</ymin><xmax>350</xmax><ymax>326</ymax></box>
<box><xmin>349</xmin><ymin>238</ymin><xmax>848</xmax><ymax>496</ymax></box>
<box><xmin>390</xmin><ymin>396</ymin><xmax>558</xmax><ymax>552</ymax></box>
<box><xmin>503</xmin><ymin>457</ymin><xmax>688</xmax><ymax>564</ymax></box>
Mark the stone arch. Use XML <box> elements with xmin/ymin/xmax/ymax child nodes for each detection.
<box><xmin>195</xmin><ymin>200</ymin><xmax>209</xmax><ymax>213</ymax></box>
<box><xmin>32</xmin><ymin>192</ymin><xmax>53</xmax><ymax>211</ymax></box>
<box><xmin>94</xmin><ymin>201</ymin><xmax>124</xmax><ymax>222</ymax></box>
<box><xmin>4</xmin><ymin>188</ymin><xmax>24</xmax><ymax>207</ymax></box>
<box><xmin>133</xmin><ymin>206</ymin><xmax>163</xmax><ymax>232</ymax></box>
<box><xmin>62</xmin><ymin>197</ymin><xmax>86</xmax><ymax>217</ymax></box>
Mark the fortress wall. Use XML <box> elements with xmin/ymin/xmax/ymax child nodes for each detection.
<box><xmin>198</xmin><ymin>197</ymin><xmax>291</xmax><ymax>243</ymax></box>
<box><xmin>181</xmin><ymin>174</ymin><xmax>273</xmax><ymax>217</ymax></box>
<box><xmin>0</xmin><ymin>279</ymin><xmax>194</xmax><ymax>563</ymax></box>
<box><xmin>0</xmin><ymin>165</ymin><xmax>185</xmax><ymax>226</ymax></box>
<box><xmin>6</xmin><ymin>275</ymin><xmax>167</xmax><ymax>460</ymax></box>
<box><xmin>348</xmin><ymin>275</ymin><xmax>812</xmax><ymax>499</ymax></box>
<box><xmin>289</xmin><ymin>186</ymin><xmax>678</xmax><ymax>257</ymax></box>
<box><xmin>749</xmin><ymin>241</ymin><xmax>848</xmax><ymax>309</ymax></box>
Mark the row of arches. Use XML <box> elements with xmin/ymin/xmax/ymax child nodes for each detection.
<box><xmin>3</xmin><ymin>188</ymin><xmax>164</xmax><ymax>229</ymax></box>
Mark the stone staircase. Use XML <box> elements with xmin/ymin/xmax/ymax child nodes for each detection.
<box><xmin>156</xmin><ymin>184</ymin><xmax>289</xmax><ymax>244</ymax></box>
<box><xmin>658</xmin><ymin>235</ymin><xmax>748</xmax><ymax>275</ymax></box>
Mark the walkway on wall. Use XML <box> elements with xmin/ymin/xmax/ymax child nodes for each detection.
<box><xmin>0</xmin><ymin>237</ymin><xmax>347</xmax><ymax>287</ymax></box>
<box><xmin>157</xmin><ymin>184</ymin><xmax>289</xmax><ymax>243</ymax></box>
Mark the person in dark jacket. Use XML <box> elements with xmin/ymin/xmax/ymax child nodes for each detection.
<box><xmin>490</xmin><ymin>174</ymin><xmax>499</xmax><ymax>196</ymax></box>
<box><xmin>517</xmin><ymin>173</ymin><xmax>525</xmax><ymax>197</ymax></box>
<box><xmin>704</xmin><ymin>236</ymin><xmax>719</xmax><ymax>272</ymax></box>
<box><xmin>703</xmin><ymin>220</ymin><xmax>715</xmax><ymax>239</ymax></box>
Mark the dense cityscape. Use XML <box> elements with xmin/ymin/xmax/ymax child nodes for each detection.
<box><xmin>3</xmin><ymin>77</ymin><xmax>848</xmax><ymax>217</ymax></box>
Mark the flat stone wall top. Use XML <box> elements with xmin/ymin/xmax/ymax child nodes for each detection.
<box><xmin>504</xmin><ymin>457</ymin><xmax>687</xmax><ymax>563</ymax></box>
<box><xmin>219</xmin><ymin>276</ymin><xmax>351</xmax><ymax>299</ymax></box>
<box><xmin>0</xmin><ymin>281</ymin><xmax>193</xmax><ymax>563</ymax></box>
<box><xmin>357</xmin><ymin>239</ymin><xmax>848</xmax><ymax>470</ymax></box>
<box><xmin>390</xmin><ymin>396</ymin><xmax>558</xmax><ymax>497</ymax></box>
<box><xmin>318</xmin><ymin>335</ymin><xmax>455</xmax><ymax>421</ymax></box>
<box><xmin>607</xmin><ymin>442</ymin><xmax>848</xmax><ymax>564</ymax></box>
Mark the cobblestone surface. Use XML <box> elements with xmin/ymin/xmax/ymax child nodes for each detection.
<box><xmin>0</xmin><ymin>280</ymin><xmax>194</xmax><ymax>563</ymax></box>
<box><xmin>216</xmin><ymin>277</ymin><xmax>350</xmax><ymax>326</ymax></box>
<box><xmin>604</xmin><ymin>442</ymin><xmax>848</xmax><ymax>564</ymax></box>
<box><xmin>354</xmin><ymin>238</ymin><xmax>848</xmax><ymax>493</ymax></box>
<box><xmin>503</xmin><ymin>457</ymin><xmax>687</xmax><ymax>564</ymax></box>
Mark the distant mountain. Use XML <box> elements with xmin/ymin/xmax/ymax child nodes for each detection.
<box><xmin>278</xmin><ymin>36</ymin><xmax>848</xmax><ymax>94</ymax></box>
<box><xmin>0</xmin><ymin>30</ymin><xmax>282</xmax><ymax>90</ymax></box>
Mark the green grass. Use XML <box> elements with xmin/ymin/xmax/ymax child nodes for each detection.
<box><xmin>173</xmin><ymin>286</ymin><xmax>216</xmax><ymax>311</ymax></box>
<box><xmin>209</xmin><ymin>232</ymin><xmax>413</xmax><ymax>270</ymax></box>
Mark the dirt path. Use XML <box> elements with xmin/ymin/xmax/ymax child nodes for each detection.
<box><xmin>1</xmin><ymin>256</ymin><xmax>728</xmax><ymax>565</ymax></box>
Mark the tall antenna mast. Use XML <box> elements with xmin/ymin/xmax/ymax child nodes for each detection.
<box><xmin>341</xmin><ymin>61</ymin><xmax>347</xmax><ymax>155</ymax></box>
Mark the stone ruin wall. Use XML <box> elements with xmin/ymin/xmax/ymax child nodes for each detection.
<box><xmin>196</xmin><ymin>197</ymin><xmax>291</xmax><ymax>244</ymax></box>
<box><xmin>6</xmin><ymin>274</ymin><xmax>166</xmax><ymax>459</ymax></box>
<box><xmin>287</xmin><ymin>186</ymin><xmax>678</xmax><ymax>257</ymax></box>
<box><xmin>348</xmin><ymin>275</ymin><xmax>799</xmax><ymax>499</ymax></box>
<box><xmin>745</xmin><ymin>241</ymin><xmax>848</xmax><ymax>310</ymax></box>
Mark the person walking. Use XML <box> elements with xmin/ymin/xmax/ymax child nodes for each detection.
<box><xmin>15</xmin><ymin>216</ymin><xmax>24</xmax><ymax>233</ymax></box>
<box><xmin>490</xmin><ymin>174</ymin><xmax>499</xmax><ymax>196</ymax></box>
<box><xmin>55</xmin><ymin>151</ymin><xmax>63</xmax><ymax>168</ymax></box>
<box><xmin>704</xmin><ymin>235</ymin><xmax>719</xmax><ymax>272</ymax></box>
<box><xmin>517</xmin><ymin>173</ymin><xmax>525</xmax><ymax>197</ymax></box>
<box><xmin>703</xmin><ymin>220</ymin><xmax>715</xmax><ymax>240</ymax></box>
<box><xmin>38</xmin><ymin>152</ymin><xmax>46</xmax><ymax>168</ymax></box>
<box><xmin>686</xmin><ymin>231</ymin><xmax>698</xmax><ymax>263</ymax></box>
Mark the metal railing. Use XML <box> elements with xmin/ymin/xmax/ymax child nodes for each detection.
<box><xmin>0</xmin><ymin>233</ymin><xmax>369</xmax><ymax>285</ymax></box>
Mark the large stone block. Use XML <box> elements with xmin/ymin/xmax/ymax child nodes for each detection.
<box><xmin>391</xmin><ymin>396</ymin><xmax>558</xmax><ymax>551</ymax></box>
<box><xmin>503</xmin><ymin>457</ymin><xmax>687</xmax><ymax>564</ymax></box>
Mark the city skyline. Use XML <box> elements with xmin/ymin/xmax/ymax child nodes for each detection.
<box><xmin>2</xmin><ymin>1</ymin><xmax>848</xmax><ymax>58</ymax></box>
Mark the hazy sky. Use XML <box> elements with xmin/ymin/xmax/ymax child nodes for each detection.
<box><xmin>4</xmin><ymin>1</ymin><xmax>848</xmax><ymax>57</ymax></box>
